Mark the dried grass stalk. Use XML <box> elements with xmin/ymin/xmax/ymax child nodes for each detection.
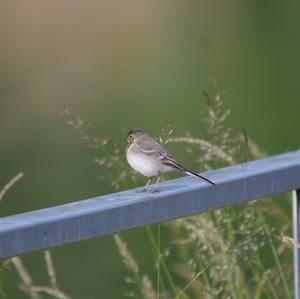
<box><xmin>11</xmin><ymin>257</ymin><xmax>42</xmax><ymax>299</ymax></box>
<box><xmin>168</xmin><ymin>137</ymin><xmax>235</xmax><ymax>165</ymax></box>
<box><xmin>0</xmin><ymin>172</ymin><xmax>24</xmax><ymax>202</ymax></box>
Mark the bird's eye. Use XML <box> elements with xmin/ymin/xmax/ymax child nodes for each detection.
<box><xmin>129</xmin><ymin>135</ymin><xmax>133</xmax><ymax>139</ymax></box>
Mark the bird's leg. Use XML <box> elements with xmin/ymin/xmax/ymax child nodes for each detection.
<box><xmin>137</xmin><ymin>177</ymin><xmax>152</xmax><ymax>193</ymax></box>
<box><xmin>150</xmin><ymin>176</ymin><xmax>161</xmax><ymax>193</ymax></box>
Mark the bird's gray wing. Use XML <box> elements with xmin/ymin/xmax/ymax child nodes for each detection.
<box><xmin>138</xmin><ymin>140</ymin><xmax>216</xmax><ymax>185</ymax></box>
<box><xmin>139</xmin><ymin>148</ymin><xmax>166</xmax><ymax>159</ymax></box>
<box><xmin>139</xmin><ymin>148</ymin><xmax>186</xmax><ymax>171</ymax></box>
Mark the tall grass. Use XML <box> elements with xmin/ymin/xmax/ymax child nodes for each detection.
<box><xmin>0</xmin><ymin>174</ymin><xmax>70</xmax><ymax>299</ymax></box>
<box><xmin>58</xmin><ymin>78</ymin><xmax>294</xmax><ymax>298</ymax></box>
<box><xmin>1</xmin><ymin>82</ymin><xmax>295</xmax><ymax>298</ymax></box>
<box><xmin>0</xmin><ymin>173</ymin><xmax>24</xmax><ymax>299</ymax></box>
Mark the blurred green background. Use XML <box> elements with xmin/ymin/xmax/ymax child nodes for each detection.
<box><xmin>1</xmin><ymin>0</ymin><xmax>300</xmax><ymax>298</ymax></box>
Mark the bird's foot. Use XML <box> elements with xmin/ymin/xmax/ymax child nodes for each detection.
<box><xmin>136</xmin><ymin>188</ymin><xmax>160</xmax><ymax>194</ymax></box>
<box><xmin>137</xmin><ymin>188</ymin><xmax>149</xmax><ymax>193</ymax></box>
<box><xmin>149</xmin><ymin>188</ymin><xmax>160</xmax><ymax>194</ymax></box>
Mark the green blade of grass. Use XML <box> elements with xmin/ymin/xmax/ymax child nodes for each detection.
<box><xmin>263</xmin><ymin>221</ymin><xmax>292</xmax><ymax>299</ymax></box>
<box><xmin>146</xmin><ymin>226</ymin><xmax>177</xmax><ymax>296</ymax></box>
<box><xmin>0</xmin><ymin>259</ymin><xmax>11</xmax><ymax>299</ymax></box>
<box><xmin>157</xmin><ymin>224</ymin><xmax>161</xmax><ymax>299</ymax></box>
<box><xmin>175</xmin><ymin>258</ymin><xmax>217</xmax><ymax>299</ymax></box>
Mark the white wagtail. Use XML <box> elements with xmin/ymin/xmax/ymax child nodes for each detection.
<box><xmin>126</xmin><ymin>128</ymin><xmax>215</xmax><ymax>192</ymax></box>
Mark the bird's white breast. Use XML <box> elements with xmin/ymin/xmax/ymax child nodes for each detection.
<box><xmin>126</xmin><ymin>150</ymin><xmax>160</xmax><ymax>177</ymax></box>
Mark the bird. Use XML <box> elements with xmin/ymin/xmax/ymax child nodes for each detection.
<box><xmin>125</xmin><ymin>128</ymin><xmax>215</xmax><ymax>193</ymax></box>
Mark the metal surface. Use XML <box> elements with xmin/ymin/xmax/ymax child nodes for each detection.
<box><xmin>0</xmin><ymin>149</ymin><xmax>300</xmax><ymax>259</ymax></box>
<box><xmin>293</xmin><ymin>189</ymin><xmax>300</xmax><ymax>299</ymax></box>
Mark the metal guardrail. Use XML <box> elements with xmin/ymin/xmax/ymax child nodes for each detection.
<box><xmin>1</xmin><ymin>149</ymin><xmax>300</xmax><ymax>297</ymax></box>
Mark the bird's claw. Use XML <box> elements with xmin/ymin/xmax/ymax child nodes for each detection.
<box><xmin>137</xmin><ymin>188</ymin><xmax>149</xmax><ymax>193</ymax></box>
<box><xmin>136</xmin><ymin>188</ymin><xmax>160</xmax><ymax>194</ymax></box>
<box><xmin>149</xmin><ymin>189</ymin><xmax>160</xmax><ymax>194</ymax></box>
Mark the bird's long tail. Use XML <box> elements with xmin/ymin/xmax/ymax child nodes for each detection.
<box><xmin>184</xmin><ymin>169</ymin><xmax>215</xmax><ymax>185</ymax></box>
<box><xmin>163</xmin><ymin>156</ymin><xmax>215</xmax><ymax>185</ymax></box>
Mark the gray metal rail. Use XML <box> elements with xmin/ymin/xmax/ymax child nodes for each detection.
<box><xmin>293</xmin><ymin>189</ymin><xmax>300</xmax><ymax>299</ymax></box>
<box><xmin>1</xmin><ymin>150</ymin><xmax>300</xmax><ymax>297</ymax></box>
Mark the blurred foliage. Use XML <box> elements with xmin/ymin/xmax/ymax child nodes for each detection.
<box><xmin>100</xmin><ymin>84</ymin><xmax>293</xmax><ymax>298</ymax></box>
<box><xmin>1</xmin><ymin>0</ymin><xmax>300</xmax><ymax>298</ymax></box>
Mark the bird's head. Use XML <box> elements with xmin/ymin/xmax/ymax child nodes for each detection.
<box><xmin>126</xmin><ymin>128</ymin><xmax>146</xmax><ymax>144</ymax></box>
